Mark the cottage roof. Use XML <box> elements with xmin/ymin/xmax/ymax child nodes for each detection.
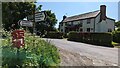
<box><xmin>63</xmin><ymin>10</ymin><xmax>100</xmax><ymax>22</ymax></box>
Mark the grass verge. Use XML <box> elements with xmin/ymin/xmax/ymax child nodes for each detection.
<box><xmin>112</xmin><ymin>41</ymin><xmax>120</xmax><ymax>48</ymax></box>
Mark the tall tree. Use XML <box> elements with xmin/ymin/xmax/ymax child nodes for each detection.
<box><xmin>2</xmin><ymin>2</ymin><xmax>35</xmax><ymax>31</ymax></box>
<box><xmin>36</xmin><ymin>10</ymin><xmax>57</xmax><ymax>35</ymax></box>
<box><xmin>35</xmin><ymin>5</ymin><xmax>57</xmax><ymax>35</ymax></box>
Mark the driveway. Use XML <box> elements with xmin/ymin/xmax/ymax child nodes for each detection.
<box><xmin>44</xmin><ymin>38</ymin><xmax>118</xmax><ymax>66</ymax></box>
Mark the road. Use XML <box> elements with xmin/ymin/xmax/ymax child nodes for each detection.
<box><xmin>44</xmin><ymin>38</ymin><xmax>118</xmax><ymax>66</ymax></box>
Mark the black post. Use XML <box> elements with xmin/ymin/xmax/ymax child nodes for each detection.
<box><xmin>33</xmin><ymin>3</ymin><xmax>36</xmax><ymax>46</ymax></box>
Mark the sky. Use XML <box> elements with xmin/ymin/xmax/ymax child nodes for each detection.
<box><xmin>36</xmin><ymin>2</ymin><xmax>118</xmax><ymax>28</ymax></box>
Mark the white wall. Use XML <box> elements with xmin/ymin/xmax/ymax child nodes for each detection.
<box><xmin>73</xmin><ymin>21</ymin><xmax>80</xmax><ymax>25</ymax></box>
<box><xmin>59</xmin><ymin>22</ymin><xmax>66</xmax><ymax>33</ymax></box>
<box><xmin>95</xmin><ymin>14</ymin><xmax>100</xmax><ymax>32</ymax></box>
<box><xmin>95</xmin><ymin>15</ymin><xmax>115</xmax><ymax>32</ymax></box>
<box><xmin>99</xmin><ymin>20</ymin><xmax>108</xmax><ymax>32</ymax></box>
<box><xmin>82</xmin><ymin>18</ymin><xmax>94</xmax><ymax>32</ymax></box>
<box><xmin>98</xmin><ymin>19</ymin><xmax>115</xmax><ymax>32</ymax></box>
<box><xmin>61</xmin><ymin>18</ymin><xmax>96</xmax><ymax>33</ymax></box>
<box><xmin>106</xmin><ymin>18</ymin><xmax>115</xmax><ymax>31</ymax></box>
<box><xmin>95</xmin><ymin>13</ymin><xmax>115</xmax><ymax>32</ymax></box>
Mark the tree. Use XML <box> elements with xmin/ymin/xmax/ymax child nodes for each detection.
<box><xmin>2</xmin><ymin>2</ymin><xmax>35</xmax><ymax>31</ymax></box>
<box><xmin>35</xmin><ymin>6</ymin><xmax>58</xmax><ymax>36</ymax></box>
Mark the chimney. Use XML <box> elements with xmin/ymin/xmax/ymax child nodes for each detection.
<box><xmin>100</xmin><ymin>5</ymin><xmax>106</xmax><ymax>21</ymax></box>
<box><xmin>63</xmin><ymin>15</ymin><xmax>67</xmax><ymax>20</ymax></box>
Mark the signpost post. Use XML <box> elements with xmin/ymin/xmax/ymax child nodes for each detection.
<box><xmin>27</xmin><ymin>11</ymin><xmax>46</xmax><ymax>46</ymax></box>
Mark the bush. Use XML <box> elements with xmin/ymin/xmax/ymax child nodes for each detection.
<box><xmin>116</xmin><ymin>27</ymin><xmax>120</xmax><ymax>31</ymax></box>
<box><xmin>44</xmin><ymin>32</ymin><xmax>63</xmax><ymax>39</ymax></box>
<box><xmin>68</xmin><ymin>31</ymin><xmax>82</xmax><ymax>42</ymax></box>
<box><xmin>63</xmin><ymin>33</ymin><xmax>68</xmax><ymax>38</ymax></box>
<box><xmin>1</xmin><ymin>32</ymin><xmax>60</xmax><ymax>67</ymax></box>
<box><xmin>112</xmin><ymin>31</ymin><xmax>120</xmax><ymax>43</ymax></box>
<box><xmin>68</xmin><ymin>31</ymin><xmax>112</xmax><ymax>47</ymax></box>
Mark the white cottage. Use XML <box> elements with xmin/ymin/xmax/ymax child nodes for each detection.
<box><xmin>59</xmin><ymin>5</ymin><xmax>115</xmax><ymax>33</ymax></box>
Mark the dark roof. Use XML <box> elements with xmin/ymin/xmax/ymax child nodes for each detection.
<box><xmin>63</xmin><ymin>10</ymin><xmax>100</xmax><ymax>22</ymax></box>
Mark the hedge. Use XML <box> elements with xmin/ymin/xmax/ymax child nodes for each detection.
<box><xmin>44</xmin><ymin>32</ymin><xmax>63</xmax><ymax>39</ymax></box>
<box><xmin>63</xmin><ymin>33</ymin><xmax>68</xmax><ymax>38</ymax></box>
<box><xmin>68</xmin><ymin>31</ymin><xmax>112</xmax><ymax>47</ymax></box>
<box><xmin>112</xmin><ymin>31</ymin><xmax>120</xmax><ymax>43</ymax></box>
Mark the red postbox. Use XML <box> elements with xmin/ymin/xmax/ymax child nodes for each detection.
<box><xmin>11</xmin><ymin>30</ymin><xmax>24</xmax><ymax>48</ymax></box>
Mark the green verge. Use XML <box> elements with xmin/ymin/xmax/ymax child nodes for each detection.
<box><xmin>112</xmin><ymin>41</ymin><xmax>120</xmax><ymax>48</ymax></box>
<box><xmin>1</xmin><ymin>32</ymin><xmax>60</xmax><ymax>68</ymax></box>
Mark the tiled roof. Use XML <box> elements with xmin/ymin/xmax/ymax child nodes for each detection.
<box><xmin>63</xmin><ymin>10</ymin><xmax>100</xmax><ymax>22</ymax></box>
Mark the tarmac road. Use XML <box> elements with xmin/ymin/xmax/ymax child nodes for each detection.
<box><xmin>44</xmin><ymin>38</ymin><xmax>118</xmax><ymax>66</ymax></box>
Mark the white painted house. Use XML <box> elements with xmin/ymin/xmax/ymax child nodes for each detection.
<box><xmin>59</xmin><ymin>5</ymin><xmax>115</xmax><ymax>33</ymax></box>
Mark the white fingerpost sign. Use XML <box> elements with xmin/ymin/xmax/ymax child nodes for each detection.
<box><xmin>35</xmin><ymin>11</ymin><xmax>46</xmax><ymax>22</ymax></box>
<box><xmin>18</xmin><ymin>20</ymin><xmax>33</xmax><ymax>27</ymax></box>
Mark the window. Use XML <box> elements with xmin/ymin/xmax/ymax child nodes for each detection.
<box><xmin>65</xmin><ymin>23</ymin><xmax>67</xmax><ymax>25</ymax></box>
<box><xmin>80</xmin><ymin>28</ymin><xmax>83</xmax><ymax>32</ymax></box>
<box><xmin>87</xmin><ymin>19</ymin><xmax>91</xmax><ymax>24</ymax></box>
<box><xmin>78</xmin><ymin>20</ymin><xmax>83</xmax><ymax>27</ymax></box>
<box><xmin>61</xmin><ymin>23</ymin><xmax>63</xmax><ymax>26</ymax></box>
<box><xmin>91</xmin><ymin>28</ymin><xmax>93</xmax><ymax>30</ymax></box>
<box><xmin>79</xmin><ymin>23</ymin><xmax>82</xmax><ymax>27</ymax></box>
<box><xmin>108</xmin><ymin>29</ymin><xmax>112</xmax><ymax>32</ymax></box>
<box><xmin>71</xmin><ymin>21</ymin><xmax>73</xmax><ymax>25</ymax></box>
<box><xmin>61</xmin><ymin>29</ymin><xmax>63</xmax><ymax>32</ymax></box>
<box><xmin>87</xmin><ymin>28</ymin><xmax>90</xmax><ymax>32</ymax></box>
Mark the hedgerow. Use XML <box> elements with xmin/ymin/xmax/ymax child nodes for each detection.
<box><xmin>68</xmin><ymin>31</ymin><xmax>112</xmax><ymax>47</ymax></box>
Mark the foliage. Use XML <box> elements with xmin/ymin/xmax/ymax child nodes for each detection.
<box><xmin>115</xmin><ymin>21</ymin><xmax>120</xmax><ymax>27</ymax></box>
<box><xmin>112</xmin><ymin>31</ymin><xmax>120</xmax><ymax>43</ymax></box>
<box><xmin>63</xmin><ymin>33</ymin><xmax>68</xmax><ymax>38</ymax></box>
<box><xmin>116</xmin><ymin>27</ymin><xmax>120</xmax><ymax>31</ymax></box>
<box><xmin>36</xmin><ymin>5</ymin><xmax>42</xmax><ymax>11</ymax></box>
<box><xmin>44</xmin><ymin>31</ymin><xmax>63</xmax><ymax>39</ymax></box>
<box><xmin>2</xmin><ymin>2</ymin><xmax>35</xmax><ymax>31</ymax></box>
<box><xmin>35</xmin><ymin>9</ymin><xmax>58</xmax><ymax>35</ymax></box>
<box><xmin>112</xmin><ymin>41</ymin><xmax>118</xmax><ymax>45</ymax></box>
<box><xmin>1</xmin><ymin>32</ymin><xmax>60</xmax><ymax>67</ymax></box>
<box><xmin>68</xmin><ymin>31</ymin><xmax>113</xmax><ymax>47</ymax></box>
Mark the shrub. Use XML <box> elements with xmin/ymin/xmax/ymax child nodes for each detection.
<box><xmin>68</xmin><ymin>32</ymin><xmax>112</xmax><ymax>47</ymax></box>
<box><xmin>44</xmin><ymin>32</ymin><xmax>63</xmax><ymax>39</ymax></box>
<box><xmin>68</xmin><ymin>31</ymin><xmax>78</xmax><ymax>41</ymax></box>
<box><xmin>116</xmin><ymin>27</ymin><xmax>120</xmax><ymax>31</ymax></box>
<box><xmin>63</xmin><ymin>33</ymin><xmax>68</xmax><ymax>38</ymax></box>
<box><xmin>112</xmin><ymin>31</ymin><xmax>120</xmax><ymax>43</ymax></box>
